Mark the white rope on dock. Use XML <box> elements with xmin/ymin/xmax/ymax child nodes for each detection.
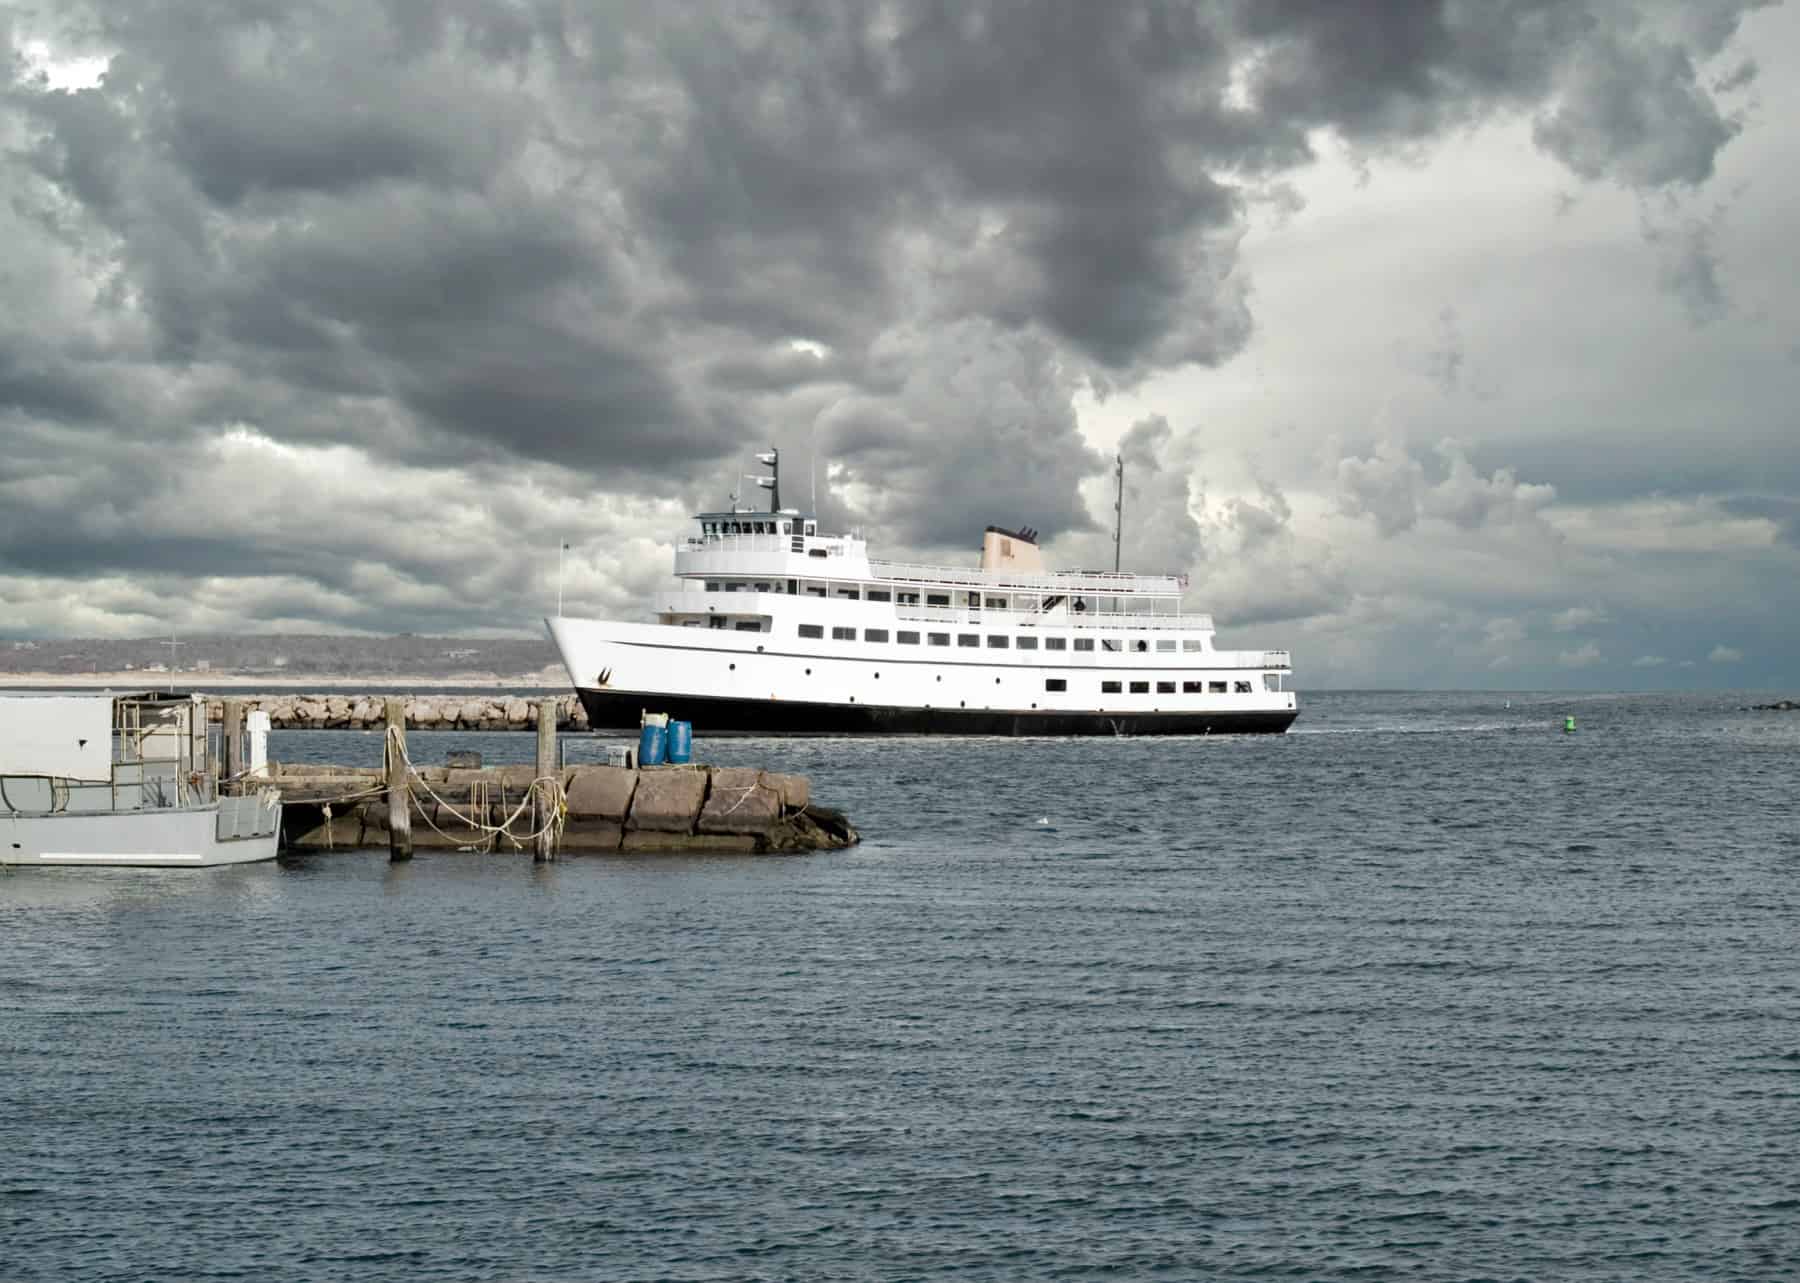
<box><xmin>384</xmin><ymin>726</ymin><xmax>567</xmax><ymax>852</ymax></box>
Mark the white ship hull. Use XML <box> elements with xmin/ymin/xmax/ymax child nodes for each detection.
<box><xmin>1</xmin><ymin>795</ymin><xmax>282</xmax><ymax>868</ymax></box>
<box><xmin>549</xmin><ymin>616</ymin><xmax>1298</xmax><ymax>735</ymax></box>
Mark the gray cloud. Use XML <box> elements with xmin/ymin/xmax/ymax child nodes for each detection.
<box><xmin>0</xmin><ymin>0</ymin><xmax>1778</xmax><ymax>669</ymax></box>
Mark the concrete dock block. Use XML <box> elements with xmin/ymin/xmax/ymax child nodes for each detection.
<box><xmin>620</xmin><ymin>830</ymin><xmax>758</xmax><ymax>854</ymax></box>
<box><xmin>696</xmin><ymin>767</ymin><xmax>780</xmax><ymax>835</ymax></box>
<box><xmin>564</xmin><ymin>767</ymin><xmax>637</xmax><ymax>821</ymax></box>
<box><xmin>625</xmin><ymin>768</ymin><xmax>708</xmax><ymax>832</ymax></box>
<box><xmin>764</xmin><ymin>772</ymin><xmax>809</xmax><ymax>813</ymax></box>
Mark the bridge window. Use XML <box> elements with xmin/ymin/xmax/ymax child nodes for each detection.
<box><xmin>864</xmin><ymin>628</ymin><xmax>889</xmax><ymax>643</ymax></box>
<box><xmin>705</xmin><ymin>581</ymin><xmax>720</xmax><ymax>591</ymax></box>
<box><xmin>1045</xmin><ymin>637</ymin><xmax>1067</xmax><ymax>651</ymax></box>
<box><xmin>866</xmin><ymin>590</ymin><xmax>891</xmax><ymax>602</ymax></box>
<box><xmin>984</xmin><ymin>597</ymin><xmax>1008</xmax><ymax>609</ymax></box>
<box><xmin>798</xmin><ymin>624</ymin><xmax>823</xmax><ymax>639</ymax></box>
<box><xmin>897</xmin><ymin>631</ymin><xmax>921</xmax><ymax>645</ymax></box>
<box><xmin>1045</xmin><ymin>679</ymin><xmax>1067</xmax><ymax>693</ymax></box>
<box><xmin>734</xmin><ymin>621</ymin><xmax>763</xmax><ymax>632</ymax></box>
<box><xmin>898</xmin><ymin>592</ymin><xmax>920</xmax><ymax>605</ymax></box>
<box><xmin>835</xmin><ymin>587</ymin><xmax>860</xmax><ymax>599</ymax></box>
<box><xmin>927</xmin><ymin>593</ymin><xmax>951</xmax><ymax>607</ymax></box>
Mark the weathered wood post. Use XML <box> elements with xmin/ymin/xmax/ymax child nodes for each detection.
<box><xmin>385</xmin><ymin>697</ymin><xmax>412</xmax><ymax>861</ymax></box>
<box><xmin>221</xmin><ymin>699</ymin><xmax>245</xmax><ymax>796</ymax></box>
<box><xmin>534</xmin><ymin>697</ymin><xmax>558</xmax><ymax>862</ymax></box>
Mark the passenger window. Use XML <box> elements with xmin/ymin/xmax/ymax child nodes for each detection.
<box><xmin>1016</xmin><ymin>636</ymin><xmax>1038</xmax><ymax>651</ymax></box>
<box><xmin>928</xmin><ymin>633</ymin><xmax>950</xmax><ymax>647</ymax></box>
<box><xmin>897</xmin><ymin>631</ymin><xmax>921</xmax><ymax>645</ymax></box>
<box><xmin>987</xmin><ymin>636</ymin><xmax>1009</xmax><ymax>649</ymax></box>
<box><xmin>1182</xmin><ymin>640</ymin><xmax>1203</xmax><ymax>652</ymax></box>
<box><xmin>831</xmin><ymin>626</ymin><xmax>855</xmax><ymax>641</ymax></box>
<box><xmin>1101</xmin><ymin>639</ymin><xmax>1120</xmax><ymax>652</ymax></box>
<box><xmin>1101</xmin><ymin>680</ymin><xmax>1122</xmax><ymax>694</ymax></box>
<box><xmin>1235</xmin><ymin>681</ymin><xmax>1253</xmax><ymax>694</ymax></box>
<box><xmin>1182</xmin><ymin>681</ymin><xmax>1203</xmax><ymax>693</ymax></box>
<box><xmin>1045</xmin><ymin>679</ymin><xmax>1067</xmax><ymax>693</ymax></box>
<box><xmin>864</xmin><ymin>629</ymin><xmax>889</xmax><ymax>643</ymax></box>
<box><xmin>1156</xmin><ymin>640</ymin><xmax>1177</xmax><ymax>652</ymax></box>
<box><xmin>1073</xmin><ymin>638</ymin><xmax>1095</xmax><ymax>652</ymax></box>
<box><xmin>957</xmin><ymin>634</ymin><xmax>979</xmax><ymax>648</ymax></box>
<box><xmin>866</xmin><ymin>590</ymin><xmax>891</xmax><ymax>602</ymax></box>
<box><xmin>1044</xmin><ymin>637</ymin><xmax>1067</xmax><ymax>651</ymax></box>
<box><xmin>1209</xmin><ymin>681</ymin><xmax>1227</xmax><ymax>693</ymax></box>
<box><xmin>927</xmin><ymin>594</ymin><xmax>950</xmax><ymax>607</ymax></box>
<box><xmin>798</xmin><ymin>625</ymin><xmax>823</xmax><ymax>639</ymax></box>
<box><xmin>1156</xmin><ymin>681</ymin><xmax>1176</xmax><ymax>694</ymax></box>
<box><xmin>1129</xmin><ymin>681</ymin><xmax>1149</xmax><ymax>694</ymax></box>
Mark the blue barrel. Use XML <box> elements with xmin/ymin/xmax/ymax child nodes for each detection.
<box><xmin>638</xmin><ymin>723</ymin><xmax>667</xmax><ymax>767</ymax></box>
<box><xmin>667</xmin><ymin>720</ymin><xmax>693</xmax><ymax>764</ymax></box>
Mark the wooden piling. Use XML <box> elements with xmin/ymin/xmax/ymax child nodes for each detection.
<box><xmin>222</xmin><ymin>699</ymin><xmax>245</xmax><ymax>795</ymax></box>
<box><xmin>534</xmin><ymin>697</ymin><xmax>557</xmax><ymax>862</ymax></box>
<box><xmin>385</xmin><ymin>697</ymin><xmax>413</xmax><ymax>861</ymax></box>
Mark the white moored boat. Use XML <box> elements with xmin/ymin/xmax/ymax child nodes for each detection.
<box><xmin>1</xmin><ymin>692</ymin><xmax>281</xmax><ymax>867</ymax></box>
<box><xmin>549</xmin><ymin>451</ymin><xmax>1297</xmax><ymax>735</ymax></box>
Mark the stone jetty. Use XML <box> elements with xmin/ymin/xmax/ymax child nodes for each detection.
<box><xmin>275</xmin><ymin>762</ymin><xmax>858</xmax><ymax>855</ymax></box>
<box><xmin>205</xmin><ymin>693</ymin><xmax>594</xmax><ymax>731</ymax></box>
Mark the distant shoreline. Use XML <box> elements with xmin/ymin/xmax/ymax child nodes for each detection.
<box><xmin>0</xmin><ymin>671</ymin><xmax>567</xmax><ymax>691</ymax></box>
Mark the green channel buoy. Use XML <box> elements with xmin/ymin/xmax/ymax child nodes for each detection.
<box><xmin>1564</xmin><ymin>715</ymin><xmax>1577</xmax><ymax>734</ymax></box>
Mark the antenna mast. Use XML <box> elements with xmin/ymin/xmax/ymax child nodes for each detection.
<box><xmin>754</xmin><ymin>447</ymin><xmax>780</xmax><ymax>512</ymax></box>
<box><xmin>1112</xmin><ymin>453</ymin><xmax>1124</xmax><ymax>573</ymax></box>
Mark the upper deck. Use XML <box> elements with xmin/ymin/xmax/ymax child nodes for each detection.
<box><xmin>676</xmin><ymin>528</ymin><xmax>1186</xmax><ymax>599</ymax></box>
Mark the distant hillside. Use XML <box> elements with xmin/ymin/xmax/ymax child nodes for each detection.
<box><xmin>1</xmin><ymin>634</ymin><xmax>560</xmax><ymax>679</ymax></box>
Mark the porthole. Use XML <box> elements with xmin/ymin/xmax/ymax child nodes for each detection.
<box><xmin>850</xmin><ymin>696</ymin><xmax>856</xmax><ymax>702</ymax></box>
<box><xmin>994</xmin><ymin>677</ymin><xmax>1001</xmax><ymax>685</ymax></box>
<box><xmin>960</xmin><ymin>701</ymin><xmax>966</xmax><ymax>707</ymax></box>
<box><xmin>729</xmin><ymin>663</ymin><xmax>736</xmax><ymax>671</ymax></box>
<box><xmin>805</xmin><ymin>668</ymin><xmax>812</xmax><ymax>675</ymax></box>
<box><xmin>756</xmin><ymin>645</ymin><xmax>764</xmax><ymax>653</ymax></box>
<box><xmin>936</xmin><ymin>675</ymin><xmax>942</xmax><ymax>682</ymax></box>
<box><xmin>874</xmin><ymin>672</ymin><xmax>880</xmax><ymax>679</ymax></box>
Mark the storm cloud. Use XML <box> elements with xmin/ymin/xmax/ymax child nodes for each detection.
<box><xmin>0</xmin><ymin>0</ymin><xmax>1790</xmax><ymax>686</ymax></box>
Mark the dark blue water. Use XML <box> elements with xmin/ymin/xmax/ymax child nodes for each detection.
<box><xmin>5</xmin><ymin>692</ymin><xmax>1798</xmax><ymax>1281</ymax></box>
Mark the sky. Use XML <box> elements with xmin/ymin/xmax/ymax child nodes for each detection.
<box><xmin>1</xmin><ymin>0</ymin><xmax>1794</xmax><ymax>689</ymax></box>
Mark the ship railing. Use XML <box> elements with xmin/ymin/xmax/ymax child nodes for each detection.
<box><xmin>871</xmin><ymin>559</ymin><xmax>1185</xmax><ymax>596</ymax></box>
<box><xmin>892</xmin><ymin>604</ymin><xmax>1215</xmax><ymax>632</ymax></box>
<box><xmin>680</xmin><ymin>533</ymin><xmax>863</xmax><ymax>558</ymax></box>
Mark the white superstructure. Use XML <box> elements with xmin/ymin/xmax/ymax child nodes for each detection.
<box><xmin>549</xmin><ymin>452</ymin><xmax>1297</xmax><ymax>736</ymax></box>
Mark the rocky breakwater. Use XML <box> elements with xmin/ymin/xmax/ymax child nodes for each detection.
<box><xmin>207</xmin><ymin>693</ymin><xmax>593</xmax><ymax>731</ymax></box>
<box><xmin>276</xmin><ymin>762</ymin><xmax>858</xmax><ymax>855</ymax></box>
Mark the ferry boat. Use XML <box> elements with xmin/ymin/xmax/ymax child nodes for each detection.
<box><xmin>548</xmin><ymin>451</ymin><xmax>1297</xmax><ymax>735</ymax></box>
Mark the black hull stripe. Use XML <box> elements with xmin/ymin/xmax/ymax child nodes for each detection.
<box><xmin>575</xmin><ymin>687</ymin><xmax>1296</xmax><ymax>737</ymax></box>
